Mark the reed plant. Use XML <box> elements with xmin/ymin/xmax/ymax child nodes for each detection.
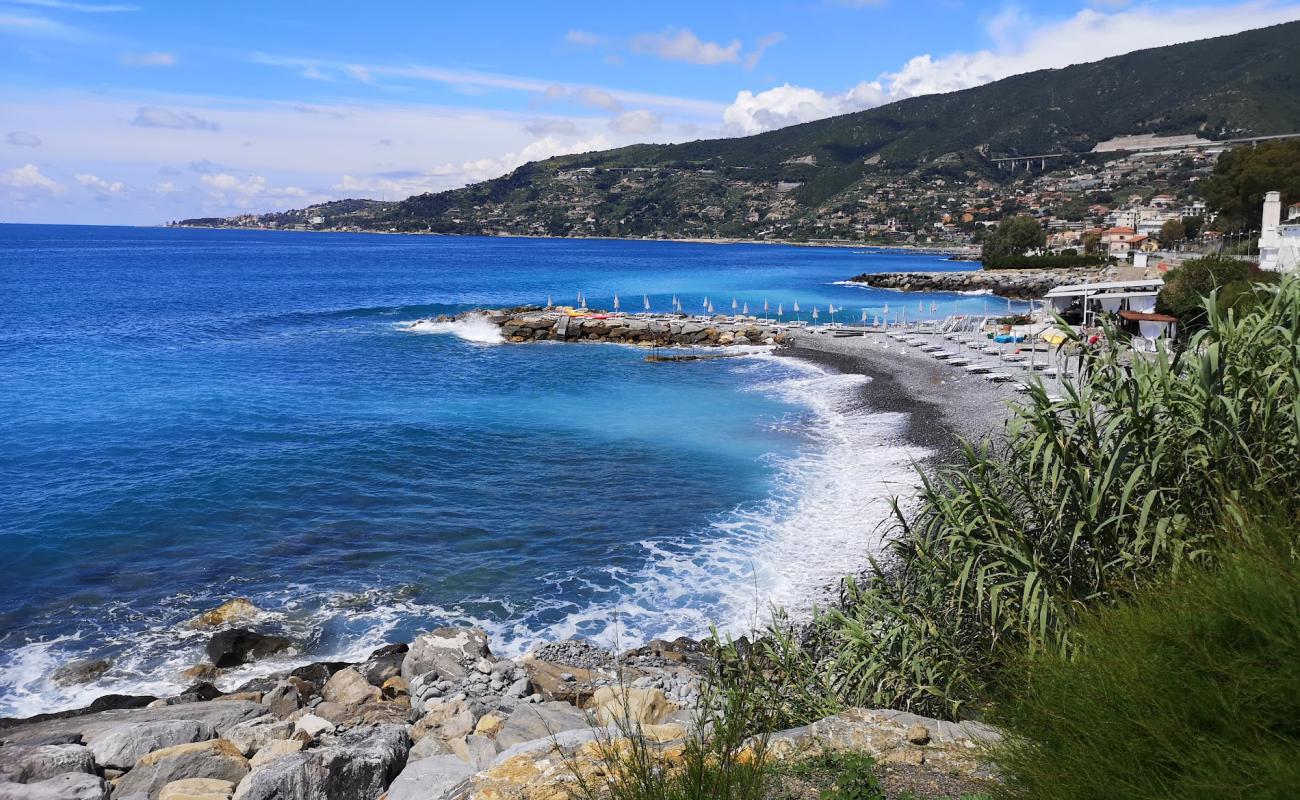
<box><xmin>735</xmin><ymin>277</ymin><xmax>1300</xmax><ymax>721</ymax></box>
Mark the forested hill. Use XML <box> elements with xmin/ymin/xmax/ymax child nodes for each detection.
<box><xmin>180</xmin><ymin>21</ymin><xmax>1300</xmax><ymax>239</ymax></box>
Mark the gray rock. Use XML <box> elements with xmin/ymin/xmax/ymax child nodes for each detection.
<box><xmin>384</xmin><ymin>755</ymin><xmax>474</xmax><ymax>800</ymax></box>
<box><xmin>407</xmin><ymin>735</ymin><xmax>452</xmax><ymax>762</ymax></box>
<box><xmin>0</xmin><ymin>745</ymin><xmax>95</xmax><ymax>784</ymax></box>
<box><xmin>401</xmin><ymin>628</ymin><xmax>493</xmax><ymax>683</ymax></box>
<box><xmin>0</xmin><ymin>702</ymin><xmax>267</xmax><ymax>747</ymax></box>
<box><xmin>113</xmin><ymin>740</ymin><xmax>249</xmax><ymax>800</ymax></box>
<box><xmin>85</xmin><ymin>720</ymin><xmax>217</xmax><ymax>771</ymax></box>
<box><xmin>491</xmin><ymin>725</ymin><xmax>618</xmax><ymax>767</ymax></box>
<box><xmin>0</xmin><ymin>773</ymin><xmax>110</xmax><ymax>800</ymax></box>
<box><xmin>205</xmin><ymin>630</ymin><xmax>290</xmax><ymax>669</ymax></box>
<box><xmin>50</xmin><ymin>661</ymin><xmax>111</xmax><ymax>689</ymax></box>
<box><xmin>449</xmin><ymin>735</ymin><xmax>497</xmax><ymax>771</ymax></box>
<box><xmin>259</xmin><ymin>682</ymin><xmax>301</xmax><ymax>719</ymax></box>
<box><xmin>493</xmin><ymin>702</ymin><xmax>591</xmax><ymax>749</ymax></box>
<box><xmin>232</xmin><ymin>723</ymin><xmax>407</xmax><ymax>800</ymax></box>
<box><xmin>222</xmin><ymin>717</ymin><xmax>293</xmax><ymax>758</ymax></box>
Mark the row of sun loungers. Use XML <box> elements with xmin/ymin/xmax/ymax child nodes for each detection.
<box><xmin>886</xmin><ymin>323</ymin><xmax>1071</xmax><ymax>402</ymax></box>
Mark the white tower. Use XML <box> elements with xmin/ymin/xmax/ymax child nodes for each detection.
<box><xmin>1259</xmin><ymin>191</ymin><xmax>1284</xmax><ymax>272</ymax></box>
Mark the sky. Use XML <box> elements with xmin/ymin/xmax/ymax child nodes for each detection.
<box><xmin>2</xmin><ymin>0</ymin><xmax>1299</xmax><ymax>225</ymax></box>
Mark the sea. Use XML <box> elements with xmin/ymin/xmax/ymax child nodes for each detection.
<box><xmin>0</xmin><ymin>225</ymin><xmax>1013</xmax><ymax>717</ymax></box>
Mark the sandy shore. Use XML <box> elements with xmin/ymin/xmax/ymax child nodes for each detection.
<box><xmin>780</xmin><ymin>329</ymin><xmax>1018</xmax><ymax>459</ymax></box>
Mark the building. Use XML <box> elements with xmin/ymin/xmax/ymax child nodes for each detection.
<box><xmin>1101</xmin><ymin>226</ymin><xmax>1148</xmax><ymax>258</ymax></box>
<box><xmin>1259</xmin><ymin>191</ymin><xmax>1300</xmax><ymax>274</ymax></box>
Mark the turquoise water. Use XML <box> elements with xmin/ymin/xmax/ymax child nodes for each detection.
<box><xmin>0</xmin><ymin>225</ymin><xmax>1005</xmax><ymax>716</ymax></box>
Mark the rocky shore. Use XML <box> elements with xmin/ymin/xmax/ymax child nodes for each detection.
<box><xmin>850</xmin><ymin>265</ymin><xmax>1156</xmax><ymax>299</ymax></box>
<box><xmin>0</xmin><ymin>601</ymin><xmax>998</xmax><ymax>800</ymax></box>
<box><xmin>427</xmin><ymin>308</ymin><xmax>793</xmax><ymax>347</ymax></box>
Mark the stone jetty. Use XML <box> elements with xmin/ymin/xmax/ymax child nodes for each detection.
<box><xmin>459</xmin><ymin>308</ymin><xmax>791</xmax><ymax>347</ymax></box>
<box><xmin>0</xmin><ymin>600</ymin><xmax>998</xmax><ymax>800</ymax></box>
<box><xmin>850</xmin><ymin>265</ymin><xmax>1156</xmax><ymax>299</ymax></box>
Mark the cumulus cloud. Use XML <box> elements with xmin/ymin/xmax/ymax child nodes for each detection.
<box><xmin>609</xmin><ymin>109</ymin><xmax>662</xmax><ymax>135</ymax></box>
<box><xmin>75</xmin><ymin>172</ymin><xmax>125</xmax><ymax>193</ymax></box>
<box><xmin>199</xmin><ymin>173</ymin><xmax>307</xmax><ymax>207</ymax></box>
<box><xmin>1</xmin><ymin>163</ymin><xmax>63</xmax><ymax>195</ymax></box>
<box><xmin>6</xmin><ymin>130</ymin><xmax>42</xmax><ymax>147</ymax></box>
<box><xmin>725</xmin><ymin>0</ymin><xmax>1300</xmax><ymax>133</ymax></box>
<box><xmin>131</xmin><ymin>106</ymin><xmax>220</xmax><ymax>131</ymax></box>
<box><xmin>119</xmin><ymin>51</ymin><xmax>176</xmax><ymax>67</ymax></box>
<box><xmin>631</xmin><ymin>28</ymin><xmax>742</xmax><ymax>65</ymax></box>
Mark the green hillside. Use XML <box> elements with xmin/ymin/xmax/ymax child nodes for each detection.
<box><xmin>180</xmin><ymin>21</ymin><xmax>1300</xmax><ymax>239</ymax></box>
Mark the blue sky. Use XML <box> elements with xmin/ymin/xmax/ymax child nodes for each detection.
<box><xmin>3</xmin><ymin>0</ymin><xmax>1298</xmax><ymax>224</ymax></box>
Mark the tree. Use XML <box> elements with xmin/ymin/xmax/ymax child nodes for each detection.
<box><xmin>1200</xmin><ymin>140</ymin><xmax>1300</xmax><ymax>231</ymax></box>
<box><xmin>1182</xmin><ymin>215</ymin><xmax>1204</xmax><ymax>239</ymax></box>
<box><xmin>1082</xmin><ymin>231</ymin><xmax>1102</xmax><ymax>255</ymax></box>
<box><xmin>1156</xmin><ymin>254</ymin><xmax>1278</xmax><ymax>327</ymax></box>
<box><xmin>982</xmin><ymin>215</ymin><xmax>1046</xmax><ymax>266</ymax></box>
<box><xmin>1160</xmin><ymin>218</ymin><xmax>1186</xmax><ymax>245</ymax></box>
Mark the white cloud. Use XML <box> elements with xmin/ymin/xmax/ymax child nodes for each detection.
<box><xmin>726</xmin><ymin>0</ymin><xmax>1300</xmax><ymax>133</ymax></box>
<box><xmin>1</xmin><ymin>163</ymin><xmax>63</xmax><ymax>195</ymax></box>
<box><xmin>120</xmin><ymin>51</ymin><xmax>177</xmax><ymax>67</ymax></box>
<box><xmin>0</xmin><ymin>12</ymin><xmax>87</xmax><ymax>39</ymax></box>
<box><xmin>7</xmin><ymin>131</ymin><xmax>42</xmax><ymax>147</ymax></box>
<box><xmin>75</xmin><ymin>172</ymin><xmax>125</xmax><ymax>193</ymax></box>
<box><xmin>744</xmin><ymin>32</ymin><xmax>785</xmax><ymax>69</ymax></box>
<box><xmin>7</xmin><ymin>0</ymin><xmax>137</xmax><ymax>12</ymax></box>
<box><xmin>631</xmin><ymin>27</ymin><xmax>742</xmax><ymax>65</ymax></box>
<box><xmin>131</xmin><ymin>106</ymin><xmax>220</xmax><ymax>131</ymax></box>
<box><xmin>543</xmin><ymin>84</ymin><xmax>623</xmax><ymax>111</ymax></box>
<box><xmin>563</xmin><ymin>29</ymin><xmax>602</xmax><ymax>46</ymax></box>
<box><xmin>609</xmin><ymin>109</ymin><xmax>662</xmax><ymax>135</ymax></box>
<box><xmin>525</xmin><ymin>118</ymin><xmax>580</xmax><ymax>137</ymax></box>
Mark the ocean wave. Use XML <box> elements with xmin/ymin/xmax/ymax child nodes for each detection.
<box><xmin>958</xmin><ymin>289</ymin><xmax>994</xmax><ymax>296</ymax></box>
<box><xmin>401</xmin><ymin>313</ymin><xmax>504</xmax><ymax>344</ymax></box>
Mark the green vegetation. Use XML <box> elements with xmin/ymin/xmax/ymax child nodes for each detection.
<box><xmin>1157</xmin><ymin>254</ymin><xmax>1280</xmax><ymax>326</ymax></box>
<box><xmin>1201</xmin><ymin>139</ymin><xmax>1300</xmax><ymax>230</ymax></box>
<box><xmin>990</xmin><ymin>510</ymin><xmax>1300</xmax><ymax>800</ymax></box>
<box><xmin>978</xmin><ymin>216</ymin><xmax>1045</xmax><ymax>266</ymax></box>
<box><xmin>980</xmin><ymin>254</ymin><xmax>1109</xmax><ymax>270</ymax></box>
<box><xmin>726</xmin><ymin>277</ymin><xmax>1300</xmax><ymax>722</ymax></box>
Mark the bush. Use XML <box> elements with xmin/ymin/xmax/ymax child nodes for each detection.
<box><xmin>1157</xmin><ymin>254</ymin><xmax>1278</xmax><ymax>326</ymax></box>
<box><xmin>734</xmin><ymin>278</ymin><xmax>1300</xmax><ymax>721</ymax></box>
<box><xmin>990</xmin><ymin>512</ymin><xmax>1300</xmax><ymax>800</ymax></box>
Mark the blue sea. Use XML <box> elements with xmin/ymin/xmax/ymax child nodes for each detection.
<box><xmin>0</xmin><ymin>225</ymin><xmax>1009</xmax><ymax>716</ymax></box>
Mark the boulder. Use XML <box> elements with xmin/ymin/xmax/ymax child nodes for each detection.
<box><xmin>449</xmin><ymin>735</ymin><xmax>497</xmax><ymax>770</ymax></box>
<box><xmin>1</xmin><ymin>702</ymin><xmax>266</xmax><ymax>748</ymax></box>
<box><xmin>0</xmin><ymin>745</ymin><xmax>95</xmax><ymax>784</ymax></box>
<box><xmin>258</xmin><ymin>682</ymin><xmax>301</xmax><ymax>719</ymax></box>
<box><xmin>113</xmin><ymin>740</ymin><xmax>249</xmax><ymax>800</ymax></box>
<box><xmin>587</xmin><ymin>686</ymin><xmax>673</xmax><ymax>726</ymax></box>
<box><xmin>320</xmin><ymin>669</ymin><xmax>379</xmax><ymax>708</ymax></box>
<box><xmin>0</xmin><ymin>773</ymin><xmax>110</xmax><ymax>800</ymax></box>
<box><xmin>409</xmin><ymin>700</ymin><xmax>473</xmax><ymax>743</ymax></box>
<box><xmin>383</xmin><ymin>755</ymin><xmax>473</xmax><ymax>800</ymax></box>
<box><xmin>407</xmin><ymin>735</ymin><xmax>452</xmax><ymax>762</ymax></box>
<box><xmin>291</xmin><ymin>715</ymin><xmax>333</xmax><ymax>740</ymax></box>
<box><xmin>204</xmin><ymin>630</ymin><xmax>290</xmax><ymax>669</ymax></box>
<box><xmin>157</xmin><ymin>779</ymin><xmax>235</xmax><ymax>800</ymax></box>
<box><xmin>520</xmin><ymin>658</ymin><xmax>599</xmax><ymax>704</ymax></box>
<box><xmin>85</xmin><ymin>720</ymin><xmax>217</xmax><ymax>771</ymax></box>
<box><xmin>232</xmin><ymin>724</ymin><xmax>407</xmax><ymax>800</ymax></box>
<box><xmin>493</xmin><ymin>702</ymin><xmax>590</xmax><ymax>750</ymax></box>
<box><xmin>400</xmin><ymin>628</ymin><xmax>492</xmax><ymax>683</ymax></box>
<box><xmin>177</xmin><ymin>666</ymin><xmax>219</xmax><ymax>684</ymax></box>
<box><xmin>50</xmin><ymin>661</ymin><xmax>110</xmax><ymax>688</ymax></box>
<box><xmin>186</xmin><ymin>600</ymin><xmax>262</xmax><ymax>630</ymax></box>
<box><xmin>221</xmin><ymin>717</ymin><xmax>292</xmax><ymax>758</ymax></box>
<box><xmin>286</xmin><ymin>663</ymin><xmax>348</xmax><ymax>694</ymax></box>
<box><xmin>247</xmin><ymin>740</ymin><xmax>301</xmax><ymax>769</ymax></box>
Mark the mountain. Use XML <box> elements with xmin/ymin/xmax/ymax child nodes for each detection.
<box><xmin>179</xmin><ymin>21</ymin><xmax>1300</xmax><ymax>240</ymax></box>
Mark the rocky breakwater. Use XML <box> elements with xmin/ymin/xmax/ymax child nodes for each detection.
<box><xmin>0</xmin><ymin>603</ymin><xmax>998</xmax><ymax>800</ymax></box>
<box><xmin>851</xmin><ymin>265</ymin><xmax>1156</xmax><ymax>300</ymax></box>
<box><xmin>476</xmin><ymin>308</ymin><xmax>790</xmax><ymax>347</ymax></box>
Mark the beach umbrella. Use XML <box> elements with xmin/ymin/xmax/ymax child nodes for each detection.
<box><xmin>580</xmin><ymin>292</ymin><xmax>587</xmax><ymax>309</ymax></box>
<box><xmin>883</xmin><ymin>302</ymin><xmax>889</xmax><ymax>315</ymax></box>
<box><xmin>763</xmin><ymin>298</ymin><xmax>769</xmax><ymax>320</ymax></box>
<box><xmin>731</xmin><ymin>297</ymin><xmax>738</xmax><ymax>312</ymax></box>
<box><xmin>708</xmin><ymin>301</ymin><xmax>715</xmax><ymax>313</ymax></box>
<box><xmin>812</xmin><ymin>306</ymin><xmax>820</xmax><ymax>324</ymax></box>
<box><xmin>793</xmin><ymin>300</ymin><xmax>801</xmax><ymax>322</ymax></box>
<box><xmin>703</xmin><ymin>296</ymin><xmax>709</xmax><ymax>310</ymax></box>
<box><xmin>613</xmin><ymin>293</ymin><xmax>620</xmax><ymax>311</ymax></box>
<box><xmin>861</xmin><ymin>308</ymin><xmax>868</xmax><ymax>323</ymax></box>
<box><xmin>829</xmin><ymin>302</ymin><xmax>837</xmax><ymax>326</ymax></box>
<box><xmin>743</xmin><ymin>302</ymin><xmax>749</xmax><ymax>315</ymax></box>
<box><xmin>643</xmin><ymin>294</ymin><xmax>650</xmax><ymax>311</ymax></box>
<box><xmin>930</xmin><ymin>302</ymin><xmax>937</xmax><ymax>314</ymax></box>
<box><xmin>777</xmin><ymin>303</ymin><xmax>784</xmax><ymax>319</ymax></box>
<box><xmin>918</xmin><ymin>301</ymin><xmax>924</xmax><ymax>313</ymax></box>
<box><xmin>546</xmin><ymin>295</ymin><xmax>552</xmax><ymax>308</ymax></box>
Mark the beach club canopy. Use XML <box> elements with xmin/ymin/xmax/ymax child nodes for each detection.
<box><xmin>1044</xmin><ymin>279</ymin><xmax>1164</xmax><ymax>298</ymax></box>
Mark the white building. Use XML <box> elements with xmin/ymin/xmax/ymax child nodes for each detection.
<box><xmin>1259</xmin><ymin>191</ymin><xmax>1300</xmax><ymax>274</ymax></box>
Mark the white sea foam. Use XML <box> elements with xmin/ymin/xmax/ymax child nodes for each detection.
<box><xmin>401</xmin><ymin>314</ymin><xmax>504</xmax><ymax>344</ymax></box>
<box><xmin>958</xmin><ymin>289</ymin><xmax>994</xmax><ymax>296</ymax></box>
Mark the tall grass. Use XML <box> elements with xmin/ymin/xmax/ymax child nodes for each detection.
<box><xmin>736</xmin><ymin>277</ymin><xmax>1300</xmax><ymax>721</ymax></box>
<box><xmin>990</xmin><ymin>507</ymin><xmax>1300</xmax><ymax>800</ymax></box>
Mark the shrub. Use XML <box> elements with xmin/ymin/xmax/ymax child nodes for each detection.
<box><xmin>735</xmin><ymin>278</ymin><xmax>1300</xmax><ymax>721</ymax></box>
<box><xmin>1156</xmin><ymin>254</ymin><xmax>1270</xmax><ymax>325</ymax></box>
<box><xmin>980</xmin><ymin>254</ymin><xmax>1109</xmax><ymax>270</ymax></box>
<box><xmin>989</xmin><ymin>511</ymin><xmax>1300</xmax><ymax>800</ymax></box>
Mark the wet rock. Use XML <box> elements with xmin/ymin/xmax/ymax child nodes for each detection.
<box><xmin>231</xmin><ymin>723</ymin><xmax>407</xmax><ymax>800</ymax></box>
<box><xmin>205</xmin><ymin>630</ymin><xmax>290</xmax><ymax>669</ymax></box>
<box><xmin>85</xmin><ymin>720</ymin><xmax>217</xmax><ymax>771</ymax></box>
<box><xmin>320</xmin><ymin>668</ymin><xmax>379</xmax><ymax>708</ymax></box>
<box><xmin>50</xmin><ymin>662</ymin><xmax>110</xmax><ymax>689</ymax></box>
<box><xmin>0</xmin><ymin>744</ymin><xmax>95</xmax><ymax>784</ymax></box>
<box><xmin>384</xmin><ymin>755</ymin><xmax>473</xmax><ymax>800</ymax></box>
<box><xmin>114</xmin><ymin>740</ymin><xmax>249</xmax><ymax>800</ymax></box>
<box><xmin>401</xmin><ymin>628</ymin><xmax>493</xmax><ymax>683</ymax></box>
<box><xmin>0</xmin><ymin>772</ymin><xmax>110</xmax><ymax>800</ymax></box>
<box><xmin>186</xmin><ymin>600</ymin><xmax>263</xmax><ymax>630</ymax></box>
<box><xmin>177</xmin><ymin>666</ymin><xmax>219</xmax><ymax>684</ymax></box>
<box><xmin>156</xmin><ymin>778</ymin><xmax>234</xmax><ymax>800</ymax></box>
